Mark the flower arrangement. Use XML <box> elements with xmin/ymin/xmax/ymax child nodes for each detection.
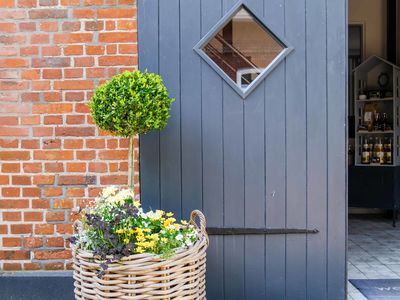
<box><xmin>70</xmin><ymin>187</ymin><xmax>197</xmax><ymax>277</ymax></box>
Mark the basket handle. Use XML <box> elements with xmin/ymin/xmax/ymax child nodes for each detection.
<box><xmin>190</xmin><ymin>210</ymin><xmax>209</xmax><ymax>245</ymax></box>
<box><xmin>73</xmin><ymin>220</ymin><xmax>83</xmax><ymax>235</ymax></box>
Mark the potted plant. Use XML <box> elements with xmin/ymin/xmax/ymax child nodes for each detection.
<box><xmin>70</xmin><ymin>187</ymin><xmax>208</xmax><ymax>299</ymax></box>
<box><xmin>89</xmin><ymin>70</ymin><xmax>174</xmax><ymax>190</ymax></box>
<box><xmin>70</xmin><ymin>71</ymin><xmax>208</xmax><ymax>299</ymax></box>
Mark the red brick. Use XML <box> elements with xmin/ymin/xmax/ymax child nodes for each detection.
<box><xmin>88</xmin><ymin>162</ymin><xmax>107</xmax><ymax>172</ymax></box>
<box><xmin>54</xmin><ymin>33</ymin><xmax>93</xmax><ymax>43</ymax></box>
<box><xmin>0</xmin><ymin>151</ymin><xmax>30</xmax><ymax>161</ymax></box>
<box><xmin>29</xmin><ymin>9</ymin><xmax>68</xmax><ymax>19</ymax></box>
<box><xmin>42</xmin><ymin>46</ymin><xmax>60</xmax><ymax>56</ymax></box>
<box><xmin>55</xmin><ymin>127</ymin><xmax>94</xmax><ymax>136</ymax></box>
<box><xmin>21</xmin><ymin>115</ymin><xmax>40</xmax><ymax>125</ymax></box>
<box><xmin>66</xmin><ymin>187</ymin><xmax>85</xmax><ymax>197</ymax></box>
<box><xmin>20</xmin><ymin>46</ymin><xmax>39</xmax><ymax>56</ymax></box>
<box><xmin>32</xmin><ymin>103</ymin><xmax>72</xmax><ymax>113</ymax></box>
<box><xmin>0</xmin><ymin>250</ymin><xmax>30</xmax><ymax>260</ymax></box>
<box><xmin>0</xmin><ymin>199</ymin><xmax>29</xmax><ymax>209</ymax></box>
<box><xmin>97</xmin><ymin>8</ymin><xmax>136</xmax><ymax>18</ymax></box>
<box><xmin>99</xmin><ymin>150</ymin><xmax>128</xmax><ymax>160</ymax></box>
<box><xmin>56</xmin><ymin>224</ymin><xmax>73</xmax><ymax>234</ymax></box>
<box><xmin>0</xmin><ymin>35</ymin><xmax>26</xmax><ymax>44</ymax></box>
<box><xmin>76</xmin><ymin>150</ymin><xmax>95</xmax><ymax>160</ymax></box>
<box><xmin>2</xmin><ymin>187</ymin><xmax>20</xmax><ymax>197</ymax></box>
<box><xmin>35</xmin><ymin>224</ymin><xmax>54</xmax><ymax>234</ymax></box>
<box><xmin>86</xmin><ymin>45</ymin><xmax>104</xmax><ymax>55</ymax></box>
<box><xmin>19</xmin><ymin>22</ymin><xmax>36</xmax><ymax>31</ymax></box>
<box><xmin>22</xmin><ymin>187</ymin><xmax>40</xmax><ymax>197</ymax></box>
<box><xmin>24</xmin><ymin>237</ymin><xmax>43</xmax><ymax>248</ymax></box>
<box><xmin>0</xmin><ymin>70</ymin><xmax>18</xmax><ymax>79</ymax></box>
<box><xmin>72</xmin><ymin>8</ymin><xmax>94</xmax><ymax>18</ymax></box>
<box><xmin>66</xmin><ymin>115</ymin><xmax>85</xmax><ymax>124</ymax></box>
<box><xmin>0</xmin><ymin>117</ymin><xmax>18</xmax><ymax>125</ymax></box>
<box><xmin>64</xmin><ymin>139</ymin><xmax>83</xmax><ymax>149</ymax></box>
<box><xmin>32</xmin><ymin>127</ymin><xmax>53</xmax><ymax>137</ymax></box>
<box><xmin>32</xmin><ymin>199</ymin><xmax>50</xmax><ymax>209</ymax></box>
<box><xmin>21</xmin><ymin>92</ymin><xmax>40</xmax><ymax>102</ymax></box>
<box><xmin>12</xmin><ymin>176</ymin><xmax>31</xmax><ymax>185</ymax></box>
<box><xmin>85</xmin><ymin>21</ymin><xmax>103</xmax><ymax>31</ymax></box>
<box><xmin>75</xmin><ymin>103</ymin><xmax>90</xmax><ymax>113</ymax></box>
<box><xmin>32</xmin><ymin>57</ymin><xmax>70</xmax><ymax>68</ymax></box>
<box><xmin>67</xmin><ymin>163</ymin><xmax>86</xmax><ymax>172</ymax></box>
<box><xmin>40</xmin><ymin>21</ymin><xmax>58</xmax><ymax>32</ymax></box>
<box><xmin>43</xmin><ymin>115</ymin><xmax>63</xmax><ymax>124</ymax></box>
<box><xmin>21</xmin><ymin>69</ymin><xmax>39</xmax><ymax>80</ymax></box>
<box><xmin>10</xmin><ymin>224</ymin><xmax>32</xmax><ymax>234</ymax></box>
<box><xmin>24</xmin><ymin>263</ymin><xmax>40</xmax><ymax>270</ymax></box>
<box><xmin>53</xmin><ymin>199</ymin><xmax>73</xmax><ymax>208</ymax></box>
<box><xmin>3</xmin><ymin>263</ymin><xmax>22</xmax><ymax>270</ymax></box>
<box><xmin>62</xmin><ymin>21</ymin><xmax>80</xmax><ymax>31</ymax></box>
<box><xmin>117</xmin><ymin>20</ymin><xmax>136</xmax><ymax>30</ymax></box>
<box><xmin>34</xmin><ymin>249</ymin><xmax>71</xmax><ymax>260</ymax></box>
<box><xmin>100</xmin><ymin>175</ymin><xmax>128</xmax><ymax>185</ymax></box>
<box><xmin>0</xmin><ymin>81</ymin><xmax>28</xmax><ymax>90</ymax></box>
<box><xmin>74</xmin><ymin>57</ymin><xmax>94</xmax><ymax>67</ymax></box>
<box><xmin>0</xmin><ymin>58</ymin><xmax>27</xmax><ymax>68</ymax></box>
<box><xmin>3</xmin><ymin>211</ymin><xmax>21</xmax><ymax>221</ymax></box>
<box><xmin>64</xmin><ymin>68</ymin><xmax>83</xmax><ymax>78</ymax></box>
<box><xmin>44</xmin><ymin>262</ymin><xmax>64</xmax><ymax>270</ymax></box>
<box><xmin>46</xmin><ymin>212</ymin><xmax>64</xmax><ymax>222</ymax></box>
<box><xmin>54</xmin><ymin>80</ymin><xmax>93</xmax><ymax>90</ymax></box>
<box><xmin>99</xmin><ymin>56</ymin><xmax>136</xmax><ymax>66</ymax></box>
<box><xmin>3</xmin><ymin>237</ymin><xmax>21</xmax><ymax>247</ymax></box>
<box><xmin>119</xmin><ymin>44</ymin><xmax>137</xmax><ymax>54</ymax></box>
<box><xmin>33</xmin><ymin>175</ymin><xmax>54</xmax><ymax>185</ymax></box>
<box><xmin>21</xmin><ymin>139</ymin><xmax>40</xmax><ymax>149</ymax></box>
<box><xmin>86</xmin><ymin>68</ymin><xmax>105</xmax><ymax>78</ymax></box>
<box><xmin>2</xmin><ymin>163</ymin><xmax>20</xmax><ymax>173</ymax></box>
<box><xmin>99</xmin><ymin>32</ymin><xmax>136</xmax><ymax>43</ymax></box>
<box><xmin>44</xmin><ymin>163</ymin><xmax>63</xmax><ymax>172</ymax></box>
<box><xmin>42</xmin><ymin>139</ymin><xmax>61</xmax><ymax>149</ymax></box>
<box><xmin>34</xmin><ymin>150</ymin><xmax>73</xmax><ymax>160</ymax></box>
<box><xmin>31</xmin><ymin>34</ymin><xmax>49</xmax><ymax>44</ymax></box>
<box><xmin>0</xmin><ymin>0</ymin><xmax>15</xmax><ymax>8</ymax></box>
<box><xmin>63</xmin><ymin>45</ymin><xmax>82</xmax><ymax>55</ymax></box>
<box><xmin>44</xmin><ymin>187</ymin><xmax>62</xmax><ymax>197</ymax></box>
<box><xmin>0</xmin><ymin>175</ymin><xmax>9</xmax><ymax>185</ymax></box>
<box><xmin>43</xmin><ymin>69</ymin><xmax>62</xmax><ymax>79</ymax></box>
<box><xmin>0</xmin><ymin>225</ymin><xmax>7</xmax><ymax>234</ymax></box>
<box><xmin>25</xmin><ymin>211</ymin><xmax>43</xmax><ymax>221</ymax></box>
<box><xmin>23</xmin><ymin>163</ymin><xmax>42</xmax><ymax>173</ymax></box>
<box><xmin>0</xmin><ymin>22</ymin><xmax>16</xmax><ymax>32</ymax></box>
<box><xmin>0</xmin><ymin>139</ymin><xmax>18</xmax><ymax>148</ymax></box>
<box><xmin>43</xmin><ymin>92</ymin><xmax>62</xmax><ymax>102</ymax></box>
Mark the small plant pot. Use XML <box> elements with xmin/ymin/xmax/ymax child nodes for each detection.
<box><xmin>72</xmin><ymin>210</ymin><xmax>209</xmax><ymax>300</ymax></box>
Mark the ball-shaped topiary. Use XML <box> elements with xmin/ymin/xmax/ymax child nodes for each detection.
<box><xmin>89</xmin><ymin>70</ymin><xmax>174</xmax><ymax>137</ymax></box>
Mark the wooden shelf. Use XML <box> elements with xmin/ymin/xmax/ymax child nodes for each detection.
<box><xmin>356</xmin><ymin>97</ymin><xmax>394</xmax><ymax>102</ymax></box>
<box><xmin>357</xmin><ymin>130</ymin><xmax>394</xmax><ymax>134</ymax></box>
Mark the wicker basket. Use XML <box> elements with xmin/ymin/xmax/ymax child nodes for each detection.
<box><xmin>72</xmin><ymin>210</ymin><xmax>209</xmax><ymax>300</ymax></box>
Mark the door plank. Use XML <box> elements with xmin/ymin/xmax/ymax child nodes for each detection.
<box><xmin>158</xmin><ymin>0</ymin><xmax>182</xmax><ymax>219</ymax></box>
<box><xmin>180</xmin><ymin>0</ymin><xmax>203</xmax><ymax>219</ymax></box>
<box><xmin>327</xmin><ymin>0</ymin><xmax>347</xmax><ymax>298</ymax></box>
<box><xmin>201</xmin><ymin>0</ymin><xmax>224</xmax><ymax>298</ymax></box>
<box><xmin>285</xmin><ymin>0</ymin><xmax>307</xmax><ymax>298</ymax></box>
<box><xmin>138</xmin><ymin>0</ymin><xmax>160</xmax><ymax>211</ymax></box>
<box><xmin>222</xmin><ymin>1</ymin><xmax>245</xmax><ymax>299</ymax></box>
<box><xmin>305</xmin><ymin>0</ymin><xmax>328</xmax><ymax>298</ymax></box>
<box><xmin>264</xmin><ymin>0</ymin><xmax>287</xmax><ymax>298</ymax></box>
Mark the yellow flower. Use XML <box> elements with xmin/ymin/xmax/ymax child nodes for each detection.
<box><xmin>123</xmin><ymin>238</ymin><xmax>130</xmax><ymax>244</ymax></box>
<box><xmin>136</xmin><ymin>247</ymin><xmax>144</xmax><ymax>253</ymax></box>
<box><xmin>181</xmin><ymin>220</ymin><xmax>188</xmax><ymax>225</ymax></box>
<box><xmin>163</xmin><ymin>217</ymin><xmax>176</xmax><ymax>228</ymax></box>
<box><xmin>116</xmin><ymin>228</ymin><xmax>124</xmax><ymax>234</ymax></box>
<box><xmin>161</xmin><ymin>238</ymin><xmax>168</xmax><ymax>243</ymax></box>
<box><xmin>133</xmin><ymin>200</ymin><xmax>141</xmax><ymax>208</ymax></box>
<box><xmin>166</xmin><ymin>212</ymin><xmax>174</xmax><ymax>217</ymax></box>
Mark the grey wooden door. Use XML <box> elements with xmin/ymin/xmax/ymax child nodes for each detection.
<box><xmin>138</xmin><ymin>0</ymin><xmax>347</xmax><ymax>299</ymax></box>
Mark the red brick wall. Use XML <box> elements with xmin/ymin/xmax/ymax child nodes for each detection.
<box><xmin>0</xmin><ymin>0</ymin><xmax>138</xmax><ymax>271</ymax></box>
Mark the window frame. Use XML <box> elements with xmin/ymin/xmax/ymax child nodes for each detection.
<box><xmin>193</xmin><ymin>1</ymin><xmax>294</xmax><ymax>99</ymax></box>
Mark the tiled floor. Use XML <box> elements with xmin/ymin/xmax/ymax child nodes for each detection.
<box><xmin>348</xmin><ymin>216</ymin><xmax>400</xmax><ymax>299</ymax></box>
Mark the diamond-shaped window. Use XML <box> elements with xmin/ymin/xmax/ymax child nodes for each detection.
<box><xmin>194</xmin><ymin>3</ymin><xmax>293</xmax><ymax>98</ymax></box>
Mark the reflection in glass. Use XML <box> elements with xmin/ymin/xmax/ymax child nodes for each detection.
<box><xmin>202</xmin><ymin>7</ymin><xmax>285</xmax><ymax>90</ymax></box>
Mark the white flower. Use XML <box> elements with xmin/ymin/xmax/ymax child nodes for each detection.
<box><xmin>146</xmin><ymin>210</ymin><xmax>163</xmax><ymax>220</ymax></box>
<box><xmin>102</xmin><ymin>186</ymin><xmax>118</xmax><ymax>198</ymax></box>
<box><xmin>176</xmin><ymin>234</ymin><xmax>183</xmax><ymax>241</ymax></box>
<box><xmin>185</xmin><ymin>239</ymin><xmax>193</xmax><ymax>247</ymax></box>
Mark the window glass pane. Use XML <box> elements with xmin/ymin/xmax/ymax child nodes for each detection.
<box><xmin>202</xmin><ymin>7</ymin><xmax>285</xmax><ymax>90</ymax></box>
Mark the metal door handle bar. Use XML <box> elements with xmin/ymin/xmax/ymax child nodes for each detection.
<box><xmin>206</xmin><ymin>227</ymin><xmax>319</xmax><ymax>235</ymax></box>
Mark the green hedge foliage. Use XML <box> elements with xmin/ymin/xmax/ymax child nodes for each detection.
<box><xmin>89</xmin><ymin>70</ymin><xmax>174</xmax><ymax>137</ymax></box>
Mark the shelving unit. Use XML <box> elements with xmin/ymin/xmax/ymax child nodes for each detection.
<box><xmin>354</xmin><ymin>56</ymin><xmax>400</xmax><ymax>167</ymax></box>
<box><xmin>350</xmin><ymin>56</ymin><xmax>400</xmax><ymax>226</ymax></box>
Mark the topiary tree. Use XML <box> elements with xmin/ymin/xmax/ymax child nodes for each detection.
<box><xmin>89</xmin><ymin>70</ymin><xmax>174</xmax><ymax>190</ymax></box>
